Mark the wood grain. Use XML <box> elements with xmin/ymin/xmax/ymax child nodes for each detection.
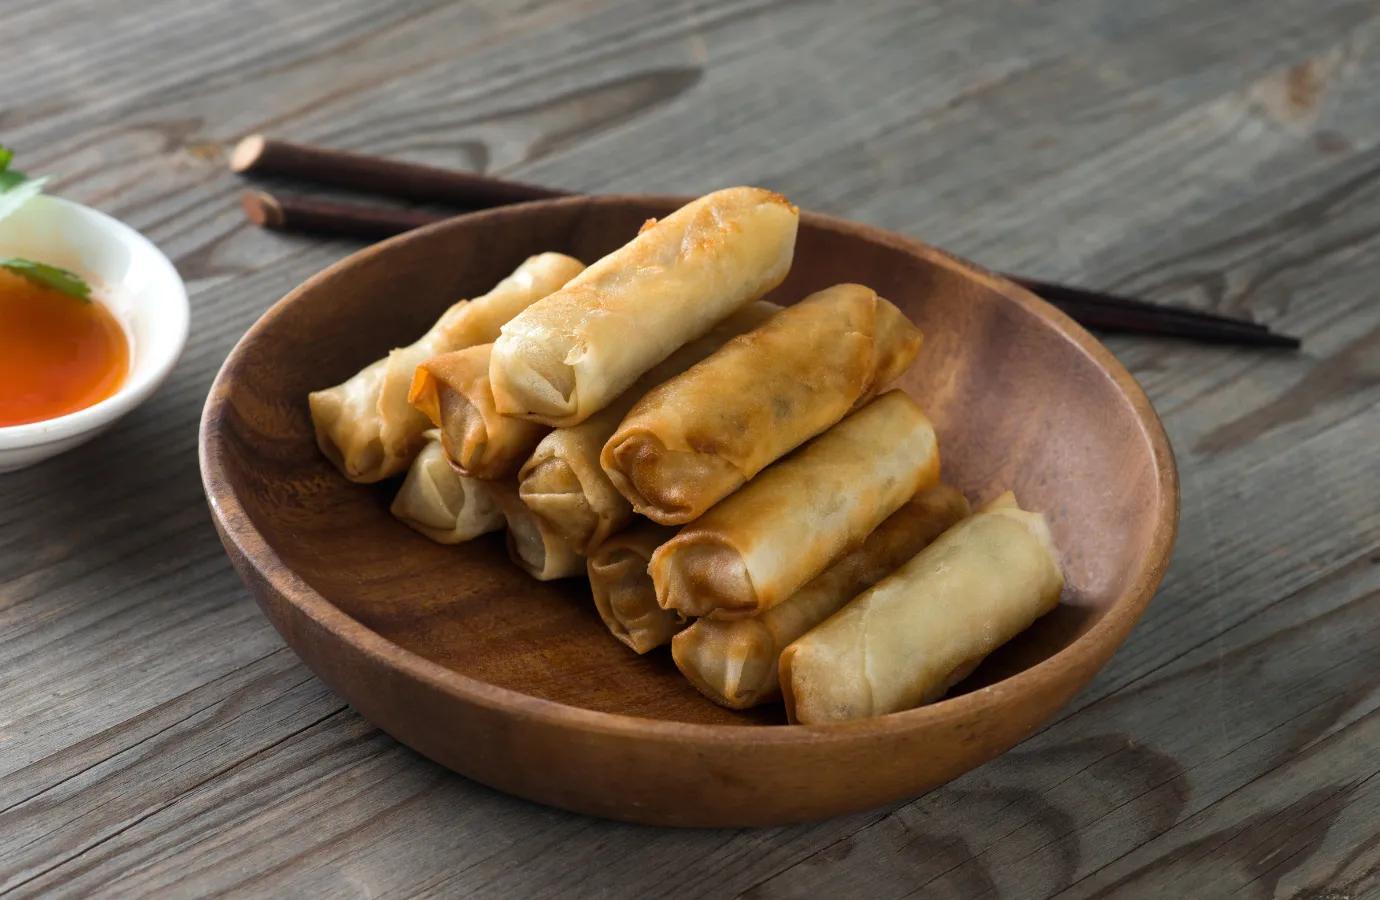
<box><xmin>0</xmin><ymin>0</ymin><xmax>1378</xmax><ymax>892</ymax></box>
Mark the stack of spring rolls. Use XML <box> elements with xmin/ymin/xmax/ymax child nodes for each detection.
<box><xmin>310</xmin><ymin>187</ymin><xmax>1066</xmax><ymax>725</ymax></box>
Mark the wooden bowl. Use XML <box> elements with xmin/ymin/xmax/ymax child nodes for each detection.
<box><xmin>199</xmin><ymin>195</ymin><xmax>1178</xmax><ymax>827</ymax></box>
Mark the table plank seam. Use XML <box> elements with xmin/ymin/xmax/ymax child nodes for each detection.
<box><xmin>217</xmin><ymin>769</ymin><xmax>449</xmax><ymax>898</ymax></box>
<box><xmin>0</xmin><ymin>646</ymin><xmax>293</xmax><ymax>814</ymax></box>
<box><xmin>1051</xmin><ymin>709</ymin><xmax>1380</xmax><ymax>899</ymax></box>
<box><xmin>728</xmin><ymin>808</ymin><xmax>898</xmax><ymax>900</ymax></box>
<box><xmin>1</xmin><ymin>704</ymin><xmax>349</xmax><ymax>897</ymax></box>
<box><xmin>1230</xmin><ymin>783</ymin><xmax>1363</xmax><ymax>897</ymax></box>
<box><xmin>1040</xmin><ymin>550</ymin><xmax>1379</xmax><ymax>733</ymax></box>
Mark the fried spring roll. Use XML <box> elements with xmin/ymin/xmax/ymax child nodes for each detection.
<box><xmin>672</xmin><ymin>484</ymin><xmax>969</xmax><ymax>709</ymax></box>
<box><xmin>518</xmin><ymin>302</ymin><xmax>780</xmax><ymax>553</ymax></box>
<box><xmin>408</xmin><ymin>344</ymin><xmax>549</xmax><ymax>479</ymax></box>
<box><xmin>604</xmin><ymin>284</ymin><xmax>923</xmax><ymax>524</ymax></box>
<box><xmin>779</xmin><ymin>491</ymin><xmax>1065</xmax><ymax>724</ymax></box>
<box><xmin>651</xmin><ymin>390</ymin><xmax>941</xmax><ymax>619</ymax></box>
<box><xmin>488</xmin><ymin>482</ymin><xmax>585</xmax><ymax>581</ymax></box>
<box><xmin>389</xmin><ymin>430</ymin><xmax>505</xmax><ymax>543</ymax></box>
<box><xmin>586</xmin><ymin>522</ymin><xmax>686</xmax><ymax>654</ymax></box>
<box><xmin>309</xmin><ymin>253</ymin><xmax>584</xmax><ymax>482</ymax></box>
<box><xmin>490</xmin><ymin>188</ymin><xmax>799</xmax><ymax>427</ymax></box>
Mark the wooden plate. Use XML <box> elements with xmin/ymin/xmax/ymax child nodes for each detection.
<box><xmin>198</xmin><ymin>195</ymin><xmax>1178</xmax><ymax>827</ymax></box>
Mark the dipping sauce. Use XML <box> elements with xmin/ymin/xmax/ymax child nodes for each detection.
<box><xmin>0</xmin><ymin>267</ymin><xmax>129</xmax><ymax>427</ymax></box>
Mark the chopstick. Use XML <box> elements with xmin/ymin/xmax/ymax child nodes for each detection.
<box><xmin>1031</xmin><ymin>295</ymin><xmax>1299</xmax><ymax>348</ymax></box>
<box><xmin>231</xmin><ymin>134</ymin><xmax>568</xmax><ymax>208</ymax></box>
<box><xmin>1009</xmin><ymin>278</ymin><xmax>1269</xmax><ymax>333</ymax></box>
<box><xmin>240</xmin><ymin>190</ymin><xmax>445</xmax><ymax>239</ymax></box>
<box><xmin>232</xmin><ymin>135</ymin><xmax>1300</xmax><ymax>349</ymax></box>
<box><xmin>1009</xmin><ymin>278</ymin><xmax>1297</xmax><ymax>347</ymax></box>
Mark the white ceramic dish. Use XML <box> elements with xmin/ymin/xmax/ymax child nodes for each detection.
<box><xmin>0</xmin><ymin>195</ymin><xmax>188</xmax><ymax>473</ymax></box>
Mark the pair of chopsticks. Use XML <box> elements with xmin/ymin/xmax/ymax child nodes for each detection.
<box><xmin>230</xmin><ymin>135</ymin><xmax>1300</xmax><ymax>349</ymax></box>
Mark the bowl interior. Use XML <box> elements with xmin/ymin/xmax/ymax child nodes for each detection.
<box><xmin>209</xmin><ymin>197</ymin><xmax>1168</xmax><ymax>728</ymax></box>
<box><xmin>0</xmin><ymin>195</ymin><xmax>189</xmax><ymax>440</ymax></box>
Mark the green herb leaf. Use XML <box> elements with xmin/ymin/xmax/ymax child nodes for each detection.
<box><xmin>0</xmin><ymin>257</ymin><xmax>92</xmax><ymax>302</ymax></box>
<box><xmin>0</xmin><ymin>144</ymin><xmax>50</xmax><ymax>223</ymax></box>
<box><xmin>0</xmin><ymin>173</ymin><xmax>48</xmax><ymax>221</ymax></box>
<box><xmin>0</xmin><ymin>152</ymin><xmax>77</xmax><ymax>299</ymax></box>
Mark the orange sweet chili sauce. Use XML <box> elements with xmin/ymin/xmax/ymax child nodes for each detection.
<box><xmin>0</xmin><ymin>267</ymin><xmax>129</xmax><ymax>427</ymax></box>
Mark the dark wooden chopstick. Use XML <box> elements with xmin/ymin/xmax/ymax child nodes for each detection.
<box><xmin>1009</xmin><ymin>278</ymin><xmax>1270</xmax><ymax>333</ymax></box>
<box><xmin>231</xmin><ymin>135</ymin><xmax>568</xmax><ymax>208</ymax></box>
<box><xmin>1013</xmin><ymin>280</ymin><xmax>1297</xmax><ymax>347</ymax></box>
<box><xmin>1036</xmin><ymin>296</ymin><xmax>1300</xmax><ymax>347</ymax></box>
<box><xmin>240</xmin><ymin>190</ymin><xmax>445</xmax><ymax>239</ymax></box>
<box><xmin>231</xmin><ymin>135</ymin><xmax>1300</xmax><ymax>349</ymax></box>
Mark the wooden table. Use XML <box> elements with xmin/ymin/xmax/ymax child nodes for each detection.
<box><xmin>4</xmin><ymin>1</ymin><xmax>1379</xmax><ymax>897</ymax></box>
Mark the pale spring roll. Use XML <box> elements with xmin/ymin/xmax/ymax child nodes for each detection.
<box><xmin>672</xmin><ymin>484</ymin><xmax>969</xmax><ymax>709</ymax></box>
<box><xmin>488</xmin><ymin>482</ymin><xmax>585</xmax><ymax>581</ymax></box>
<box><xmin>490</xmin><ymin>187</ymin><xmax>799</xmax><ymax>427</ymax></box>
<box><xmin>651</xmin><ymin>390</ymin><xmax>941</xmax><ymax>620</ymax></box>
<box><xmin>779</xmin><ymin>491</ymin><xmax>1065</xmax><ymax>724</ymax></box>
<box><xmin>389</xmin><ymin>430</ymin><xmax>504</xmax><ymax>543</ymax></box>
<box><xmin>518</xmin><ymin>301</ymin><xmax>780</xmax><ymax>553</ymax></box>
<box><xmin>309</xmin><ymin>253</ymin><xmax>584</xmax><ymax>482</ymax></box>
<box><xmin>408</xmin><ymin>344</ymin><xmax>550</xmax><ymax>480</ymax></box>
<box><xmin>586</xmin><ymin>522</ymin><xmax>686</xmax><ymax>654</ymax></box>
<box><xmin>604</xmin><ymin>284</ymin><xmax>923</xmax><ymax>524</ymax></box>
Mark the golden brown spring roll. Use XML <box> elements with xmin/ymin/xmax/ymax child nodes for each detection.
<box><xmin>389</xmin><ymin>430</ymin><xmax>505</xmax><ymax>543</ymax></box>
<box><xmin>490</xmin><ymin>188</ymin><xmax>799</xmax><ymax>427</ymax></box>
<box><xmin>408</xmin><ymin>344</ymin><xmax>549</xmax><ymax>480</ymax></box>
<box><xmin>488</xmin><ymin>482</ymin><xmax>585</xmax><ymax>581</ymax></box>
<box><xmin>779</xmin><ymin>491</ymin><xmax>1065</xmax><ymax>724</ymax></box>
<box><xmin>651</xmin><ymin>390</ymin><xmax>941</xmax><ymax>620</ymax></box>
<box><xmin>517</xmin><ymin>301</ymin><xmax>780</xmax><ymax>553</ymax></box>
<box><xmin>604</xmin><ymin>284</ymin><xmax>923</xmax><ymax>524</ymax></box>
<box><xmin>672</xmin><ymin>484</ymin><xmax>969</xmax><ymax>709</ymax></box>
<box><xmin>587</xmin><ymin>522</ymin><xmax>686</xmax><ymax>654</ymax></box>
<box><xmin>309</xmin><ymin>253</ymin><xmax>584</xmax><ymax>482</ymax></box>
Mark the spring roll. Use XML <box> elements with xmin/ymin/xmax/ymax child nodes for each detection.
<box><xmin>490</xmin><ymin>187</ymin><xmax>799</xmax><ymax>427</ymax></box>
<box><xmin>779</xmin><ymin>491</ymin><xmax>1065</xmax><ymax>724</ymax></box>
<box><xmin>488</xmin><ymin>482</ymin><xmax>585</xmax><ymax>581</ymax></box>
<box><xmin>587</xmin><ymin>522</ymin><xmax>686</xmax><ymax>654</ymax></box>
<box><xmin>604</xmin><ymin>284</ymin><xmax>923</xmax><ymax>524</ymax></box>
<box><xmin>651</xmin><ymin>390</ymin><xmax>941</xmax><ymax>620</ymax></box>
<box><xmin>518</xmin><ymin>301</ymin><xmax>780</xmax><ymax>553</ymax></box>
<box><xmin>672</xmin><ymin>484</ymin><xmax>969</xmax><ymax>709</ymax></box>
<box><xmin>408</xmin><ymin>344</ymin><xmax>550</xmax><ymax>479</ymax></box>
<box><xmin>389</xmin><ymin>431</ymin><xmax>505</xmax><ymax>543</ymax></box>
<box><xmin>309</xmin><ymin>253</ymin><xmax>584</xmax><ymax>482</ymax></box>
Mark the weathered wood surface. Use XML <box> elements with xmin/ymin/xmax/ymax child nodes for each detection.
<box><xmin>2</xmin><ymin>0</ymin><xmax>1379</xmax><ymax>896</ymax></box>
